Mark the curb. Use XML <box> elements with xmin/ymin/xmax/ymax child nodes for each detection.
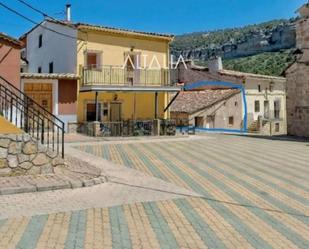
<box><xmin>0</xmin><ymin>175</ymin><xmax>108</xmax><ymax>196</ymax></box>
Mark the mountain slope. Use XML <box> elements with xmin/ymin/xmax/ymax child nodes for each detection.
<box><xmin>171</xmin><ymin>19</ymin><xmax>297</xmax><ymax>76</ymax></box>
<box><xmin>223</xmin><ymin>50</ymin><xmax>295</xmax><ymax>76</ymax></box>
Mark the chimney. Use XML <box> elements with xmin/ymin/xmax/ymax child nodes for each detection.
<box><xmin>208</xmin><ymin>57</ymin><xmax>223</xmax><ymax>72</ymax></box>
<box><xmin>66</xmin><ymin>4</ymin><xmax>71</xmax><ymax>22</ymax></box>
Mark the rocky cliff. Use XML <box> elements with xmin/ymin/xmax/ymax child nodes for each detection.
<box><xmin>171</xmin><ymin>19</ymin><xmax>296</xmax><ymax>61</ymax></box>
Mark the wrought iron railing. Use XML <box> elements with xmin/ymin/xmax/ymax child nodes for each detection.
<box><xmin>79</xmin><ymin>119</ymin><xmax>175</xmax><ymax>137</ymax></box>
<box><xmin>0</xmin><ymin>76</ymin><xmax>65</xmax><ymax>158</ymax></box>
<box><xmin>99</xmin><ymin>120</ymin><xmax>154</xmax><ymax>137</ymax></box>
<box><xmin>82</xmin><ymin>66</ymin><xmax>178</xmax><ymax>87</ymax></box>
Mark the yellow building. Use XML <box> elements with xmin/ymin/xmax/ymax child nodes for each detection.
<box><xmin>22</xmin><ymin>17</ymin><xmax>180</xmax><ymax>136</ymax></box>
<box><xmin>77</xmin><ymin>23</ymin><xmax>178</xmax><ymax>123</ymax></box>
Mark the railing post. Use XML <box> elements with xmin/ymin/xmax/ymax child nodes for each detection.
<box><xmin>24</xmin><ymin>97</ymin><xmax>29</xmax><ymax>132</ymax></box>
<box><xmin>110</xmin><ymin>66</ymin><xmax>112</xmax><ymax>85</ymax></box>
<box><xmin>9</xmin><ymin>94</ymin><xmax>13</xmax><ymax>122</ymax></box>
<box><xmin>62</xmin><ymin>122</ymin><xmax>65</xmax><ymax>158</ymax></box>
<box><xmin>154</xmin><ymin>92</ymin><xmax>158</xmax><ymax>119</ymax></box>
<box><xmin>41</xmin><ymin>118</ymin><xmax>45</xmax><ymax>144</ymax></box>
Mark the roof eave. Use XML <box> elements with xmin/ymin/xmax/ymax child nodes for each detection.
<box><xmin>77</xmin><ymin>25</ymin><xmax>174</xmax><ymax>41</ymax></box>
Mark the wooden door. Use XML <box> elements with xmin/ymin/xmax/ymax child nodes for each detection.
<box><xmin>24</xmin><ymin>83</ymin><xmax>53</xmax><ymax>129</ymax></box>
<box><xmin>24</xmin><ymin>83</ymin><xmax>53</xmax><ymax>113</ymax></box>
<box><xmin>110</xmin><ymin>102</ymin><xmax>121</xmax><ymax>122</ymax></box>
<box><xmin>109</xmin><ymin>102</ymin><xmax>122</xmax><ymax>136</ymax></box>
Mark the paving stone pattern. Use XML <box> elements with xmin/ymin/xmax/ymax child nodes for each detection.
<box><xmin>0</xmin><ymin>135</ymin><xmax>308</xmax><ymax>249</ymax></box>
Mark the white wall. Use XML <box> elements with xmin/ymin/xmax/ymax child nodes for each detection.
<box><xmin>58</xmin><ymin>114</ymin><xmax>77</xmax><ymax>132</ymax></box>
<box><xmin>244</xmin><ymin>77</ymin><xmax>286</xmax><ymax>125</ymax></box>
<box><xmin>27</xmin><ymin>21</ymin><xmax>77</xmax><ymax>74</ymax></box>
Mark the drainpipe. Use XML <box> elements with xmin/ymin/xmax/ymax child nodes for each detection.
<box><xmin>154</xmin><ymin>92</ymin><xmax>158</xmax><ymax>119</ymax></box>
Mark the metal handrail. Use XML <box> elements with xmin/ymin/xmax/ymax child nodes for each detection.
<box><xmin>82</xmin><ymin>65</ymin><xmax>176</xmax><ymax>87</ymax></box>
<box><xmin>0</xmin><ymin>76</ymin><xmax>65</xmax><ymax>158</ymax></box>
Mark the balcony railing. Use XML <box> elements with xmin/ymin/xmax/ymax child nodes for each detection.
<box><xmin>82</xmin><ymin>66</ymin><xmax>178</xmax><ymax>87</ymax></box>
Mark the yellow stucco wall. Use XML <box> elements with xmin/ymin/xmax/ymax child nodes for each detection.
<box><xmin>0</xmin><ymin>116</ymin><xmax>22</xmax><ymax>134</ymax></box>
<box><xmin>77</xmin><ymin>30</ymin><xmax>170</xmax><ymax>68</ymax></box>
<box><xmin>77</xmin><ymin>92</ymin><xmax>168</xmax><ymax>122</ymax></box>
<box><xmin>75</xmin><ymin>29</ymin><xmax>172</xmax><ymax>122</ymax></box>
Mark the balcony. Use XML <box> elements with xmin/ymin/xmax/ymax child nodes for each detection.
<box><xmin>81</xmin><ymin>66</ymin><xmax>180</xmax><ymax>91</ymax></box>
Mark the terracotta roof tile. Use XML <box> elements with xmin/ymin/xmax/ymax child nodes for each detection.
<box><xmin>171</xmin><ymin>89</ymin><xmax>240</xmax><ymax>114</ymax></box>
<box><xmin>218</xmin><ymin>69</ymin><xmax>286</xmax><ymax>81</ymax></box>
<box><xmin>76</xmin><ymin>22</ymin><xmax>174</xmax><ymax>40</ymax></box>
<box><xmin>20</xmin><ymin>19</ymin><xmax>174</xmax><ymax>41</ymax></box>
<box><xmin>0</xmin><ymin>32</ymin><xmax>22</xmax><ymax>47</ymax></box>
<box><xmin>21</xmin><ymin>73</ymin><xmax>79</xmax><ymax>80</ymax></box>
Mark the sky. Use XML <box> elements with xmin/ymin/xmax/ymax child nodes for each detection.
<box><xmin>0</xmin><ymin>0</ymin><xmax>306</xmax><ymax>38</ymax></box>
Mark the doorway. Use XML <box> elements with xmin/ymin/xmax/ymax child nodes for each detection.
<box><xmin>109</xmin><ymin>102</ymin><xmax>122</xmax><ymax>136</ymax></box>
<box><xmin>24</xmin><ymin>83</ymin><xmax>53</xmax><ymax>113</ymax></box>
<box><xmin>110</xmin><ymin>102</ymin><xmax>122</xmax><ymax>122</ymax></box>
<box><xmin>195</xmin><ymin>116</ymin><xmax>204</xmax><ymax>128</ymax></box>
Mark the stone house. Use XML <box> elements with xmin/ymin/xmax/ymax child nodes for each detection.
<box><xmin>176</xmin><ymin>59</ymin><xmax>287</xmax><ymax>135</ymax></box>
<box><xmin>170</xmin><ymin>89</ymin><xmax>242</xmax><ymax>130</ymax></box>
<box><xmin>284</xmin><ymin>3</ymin><xmax>309</xmax><ymax>137</ymax></box>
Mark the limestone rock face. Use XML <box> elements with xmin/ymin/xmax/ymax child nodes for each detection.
<box><xmin>171</xmin><ymin>21</ymin><xmax>296</xmax><ymax>62</ymax></box>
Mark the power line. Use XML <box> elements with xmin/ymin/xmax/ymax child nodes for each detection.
<box><xmin>16</xmin><ymin>0</ymin><xmax>54</xmax><ymax>19</ymax></box>
<box><xmin>0</xmin><ymin>1</ymin><xmax>80</xmax><ymax>40</ymax></box>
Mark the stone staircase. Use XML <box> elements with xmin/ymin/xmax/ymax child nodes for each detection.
<box><xmin>248</xmin><ymin>120</ymin><xmax>260</xmax><ymax>133</ymax></box>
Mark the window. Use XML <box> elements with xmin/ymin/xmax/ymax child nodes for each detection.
<box><xmin>103</xmin><ymin>103</ymin><xmax>108</xmax><ymax>117</ymax></box>
<box><xmin>274</xmin><ymin>100</ymin><xmax>280</xmax><ymax>119</ymax></box>
<box><xmin>258</xmin><ymin>85</ymin><xmax>261</xmax><ymax>92</ymax></box>
<box><xmin>38</xmin><ymin>34</ymin><xmax>43</xmax><ymax>48</ymax></box>
<box><xmin>38</xmin><ymin>67</ymin><xmax>42</xmax><ymax>73</ymax></box>
<box><xmin>86</xmin><ymin>52</ymin><xmax>101</xmax><ymax>69</ymax></box>
<box><xmin>254</xmin><ymin>100</ymin><xmax>260</xmax><ymax>112</ymax></box>
<box><xmin>235</xmin><ymin>101</ymin><xmax>238</xmax><ymax>107</ymax></box>
<box><xmin>269</xmin><ymin>82</ymin><xmax>274</xmax><ymax>92</ymax></box>
<box><xmin>86</xmin><ymin>103</ymin><xmax>99</xmax><ymax>122</ymax></box>
<box><xmin>228</xmin><ymin>116</ymin><xmax>234</xmax><ymax>126</ymax></box>
<box><xmin>86</xmin><ymin>102</ymin><xmax>108</xmax><ymax>122</ymax></box>
<box><xmin>195</xmin><ymin>116</ymin><xmax>204</xmax><ymax>128</ymax></box>
<box><xmin>49</xmin><ymin>62</ymin><xmax>54</xmax><ymax>73</ymax></box>
<box><xmin>275</xmin><ymin>123</ymin><xmax>280</xmax><ymax>132</ymax></box>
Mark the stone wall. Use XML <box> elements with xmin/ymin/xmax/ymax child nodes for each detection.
<box><xmin>0</xmin><ymin>134</ymin><xmax>65</xmax><ymax>177</ymax></box>
<box><xmin>286</xmin><ymin>63</ymin><xmax>309</xmax><ymax>137</ymax></box>
<box><xmin>285</xmin><ymin>16</ymin><xmax>309</xmax><ymax>137</ymax></box>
